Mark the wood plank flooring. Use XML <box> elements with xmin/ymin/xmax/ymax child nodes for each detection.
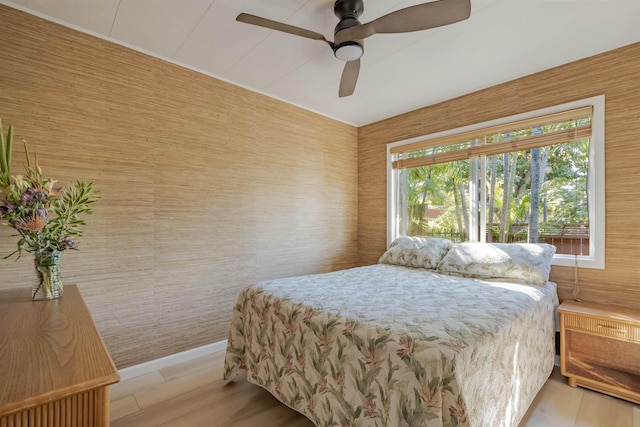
<box><xmin>110</xmin><ymin>350</ymin><xmax>640</xmax><ymax>426</ymax></box>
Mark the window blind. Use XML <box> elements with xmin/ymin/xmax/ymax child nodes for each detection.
<box><xmin>392</xmin><ymin>106</ymin><xmax>593</xmax><ymax>169</ymax></box>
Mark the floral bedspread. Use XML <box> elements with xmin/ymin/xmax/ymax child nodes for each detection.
<box><xmin>224</xmin><ymin>264</ymin><xmax>558</xmax><ymax>427</ymax></box>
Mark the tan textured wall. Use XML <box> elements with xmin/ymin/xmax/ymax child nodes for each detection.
<box><xmin>0</xmin><ymin>5</ymin><xmax>358</xmax><ymax>368</ymax></box>
<box><xmin>359</xmin><ymin>42</ymin><xmax>640</xmax><ymax>309</ymax></box>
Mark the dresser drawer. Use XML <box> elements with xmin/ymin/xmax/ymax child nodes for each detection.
<box><xmin>564</xmin><ymin>313</ymin><xmax>640</xmax><ymax>342</ymax></box>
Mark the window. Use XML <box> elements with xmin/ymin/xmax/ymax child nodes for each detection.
<box><xmin>387</xmin><ymin>96</ymin><xmax>605</xmax><ymax>268</ymax></box>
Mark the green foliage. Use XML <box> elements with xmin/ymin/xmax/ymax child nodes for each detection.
<box><xmin>400</xmin><ymin>118</ymin><xmax>590</xmax><ymax>242</ymax></box>
<box><xmin>0</xmin><ymin>121</ymin><xmax>99</xmax><ymax>259</ymax></box>
<box><xmin>403</xmin><ymin>159</ymin><xmax>471</xmax><ymax>239</ymax></box>
<box><xmin>0</xmin><ymin>118</ymin><xmax>13</xmax><ymax>188</ymax></box>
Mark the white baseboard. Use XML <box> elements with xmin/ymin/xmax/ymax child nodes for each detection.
<box><xmin>118</xmin><ymin>340</ymin><xmax>228</xmax><ymax>381</ymax></box>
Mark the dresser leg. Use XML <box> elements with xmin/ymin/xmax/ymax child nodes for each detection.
<box><xmin>568</xmin><ymin>377</ymin><xmax>577</xmax><ymax>387</ymax></box>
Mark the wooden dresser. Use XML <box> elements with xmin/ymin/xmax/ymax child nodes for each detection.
<box><xmin>0</xmin><ymin>285</ymin><xmax>120</xmax><ymax>426</ymax></box>
<box><xmin>558</xmin><ymin>300</ymin><xmax>640</xmax><ymax>404</ymax></box>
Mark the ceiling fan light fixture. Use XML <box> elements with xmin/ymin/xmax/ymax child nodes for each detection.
<box><xmin>334</xmin><ymin>41</ymin><xmax>363</xmax><ymax>61</ymax></box>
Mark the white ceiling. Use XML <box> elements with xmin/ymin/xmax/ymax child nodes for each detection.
<box><xmin>3</xmin><ymin>0</ymin><xmax>640</xmax><ymax>126</ymax></box>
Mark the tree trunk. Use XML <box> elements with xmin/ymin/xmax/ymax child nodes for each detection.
<box><xmin>499</xmin><ymin>153</ymin><xmax>510</xmax><ymax>242</ymax></box>
<box><xmin>417</xmin><ymin>167</ymin><xmax>432</xmax><ymax>235</ymax></box>
<box><xmin>539</xmin><ymin>146</ymin><xmax>550</xmax><ymax>223</ymax></box>
<box><xmin>459</xmin><ymin>182</ymin><xmax>468</xmax><ymax>240</ymax></box>
<box><xmin>488</xmin><ymin>155</ymin><xmax>497</xmax><ymax>242</ymax></box>
<box><xmin>453</xmin><ymin>182</ymin><xmax>463</xmax><ymax>240</ymax></box>
<box><xmin>539</xmin><ymin>146</ymin><xmax>550</xmax><ymax>186</ymax></box>
<box><xmin>529</xmin><ymin>148</ymin><xmax>541</xmax><ymax>242</ymax></box>
<box><xmin>507</xmin><ymin>152</ymin><xmax>518</xmax><ymax>238</ymax></box>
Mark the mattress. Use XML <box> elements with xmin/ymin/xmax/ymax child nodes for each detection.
<box><xmin>224</xmin><ymin>264</ymin><xmax>558</xmax><ymax>426</ymax></box>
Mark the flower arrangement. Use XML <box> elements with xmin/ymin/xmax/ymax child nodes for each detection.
<box><xmin>0</xmin><ymin>119</ymin><xmax>99</xmax><ymax>299</ymax></box>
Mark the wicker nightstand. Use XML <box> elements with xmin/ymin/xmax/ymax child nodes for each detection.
<box><xmin>557</xmin><ymin>300</ymin><xmax>640</xmax><ymax>404</ymax></box>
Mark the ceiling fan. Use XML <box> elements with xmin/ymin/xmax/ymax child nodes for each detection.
<box><xmin>236</xmin><ymin>0</ymin><xmax>471</xmax><ymax>97</ymax></box>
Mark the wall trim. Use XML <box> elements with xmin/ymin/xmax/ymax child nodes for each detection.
<box><xmin>118</xmin><ymin>340</ymin><xmax>228</xmax><ymax>381</ymax></box>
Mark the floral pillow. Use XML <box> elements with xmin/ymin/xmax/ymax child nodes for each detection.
<box><xmin>378</xmin><ymin>236</ymin><xmax>453</xmax><ymax>270</ymax></box>
<box><xmin>436</xmin><ymin>242</ymin><xmax>556</xmax><ymax>285</ymax></box>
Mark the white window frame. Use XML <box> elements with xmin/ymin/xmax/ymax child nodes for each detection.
<box><xmin>387</xmin><ymin>95</ymin><xmax>605</xmax><ymax>269</ymax></box>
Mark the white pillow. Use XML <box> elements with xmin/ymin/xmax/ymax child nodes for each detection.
<box><xmin>436</xmin><ymin>242</ymin><xmax>556</xmax><ymax>285</ymax></box>
<box><xmin>378</xmin><ymin>236</ymin><xmax>453</xmax><ymax>270</ymax></box>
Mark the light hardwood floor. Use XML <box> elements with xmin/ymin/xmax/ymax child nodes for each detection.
<box><xmin>110</xmin><ymin>350</ymin><xmax>640</xmax><ymax>427</ymax></box>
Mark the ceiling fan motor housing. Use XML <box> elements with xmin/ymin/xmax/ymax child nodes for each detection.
<box><xmin>333</xmin><ymin>0</ymin><xmax>364</xmax><ymax>61</ymax></box>
<box><xmin>334</xmin><ymin>0</ymin><xmax>364</xmax><ymax>21</ymax></box>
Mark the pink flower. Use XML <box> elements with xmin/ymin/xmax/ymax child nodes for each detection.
<box><xmin>419</xmin><ymin>383</ymin><xmax>440</xmax><ymax>408</ymax></box>
<box><xmin>449</xmin><ymin>396</ymin><xmax>467</xmax><ymax>421</ymax></box>
<box><xmin>342</xmin><ymin>321</ymin><xmax>356</xmax><ymax>337</ymax></box>
<box><xmin>396</xmin><ymin>336</ymin><xmax>414</xmax><ymax>359</ymax></box>
<box><xmin>362</xmin><ymin>347</ymin><xmax>380</xmax><ymax>366</ymax></box>
<box><xmin>318</xmin><ymin>330</ymin><xmax>332</xmax><ymax>347</ymax></box>
<box><xmin>20</xmin><ymin>214</ymin><xmax>46</xmax><ymax>231</ymax></box>
<box><xmin>259</xmin><ymin>312</ymin><xmax>268</xmax><ymax>325</ymax></box>
<box><xmin>284</xmin><ymin>319</ymin><xmax>296</xmax><ymax>334</ymax></box>
<box><xmin>273</xmin><ymin>300</ymin><xmax>281</xmax><ymax>316</ymax></box>
<box><xmin>365</xmin><ymin>400</ymin><xmax>378</xmax><ymax>417</ymax></box>
<box><xmin>285</xmin><ymin>360</ymin><xmax>295</xmax><ymax>374</ymax></box>
<box><xmin>303</xmin><ymin>309</ymin><xmax>313</xmax><ymax>325</ymax></box>
<box><xmin>448</xmin><ymin>340</ymin><xmax>466</xmax><ymax>351</ymax></box>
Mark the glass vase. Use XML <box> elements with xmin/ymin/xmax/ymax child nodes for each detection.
<box><xmin>33</xmin><ymin>251</ymin><xmax>63</xmax><ymax>300</ymax></box>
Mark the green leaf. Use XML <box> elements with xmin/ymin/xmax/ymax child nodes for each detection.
<box><xmin>6</xmin><ymin>124</ymin><xmax>12</xmax><ymax>176</ymax></box>
<box><xmin>0</xmin><ymin>118</ymin><xmax>6</xmax><ymax>173</ymax></box>
<box><xmin>0</xmin><ymin>119</ymin><xmax>12</xmax><ymax>186</ymax></box>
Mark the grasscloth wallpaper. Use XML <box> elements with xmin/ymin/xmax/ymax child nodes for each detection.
<box><xmin>359</xmin><ymin>42</ymin><xmax>640</xmax><ymax>309</ymax></box>
<box><xmin>0</xmin><ymin>5</ymin><xmax>358</xmax><ymax>368</ymax></box>
<box><xmin>2</xmin><ymin>3</ymin><xmax>640</xmax><ymax>370</ymax></box>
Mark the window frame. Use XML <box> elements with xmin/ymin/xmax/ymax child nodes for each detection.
<box><xmin>386</xmin><ymin>95</ymin><xmax>605</xmax><ymax>269</ymax></box>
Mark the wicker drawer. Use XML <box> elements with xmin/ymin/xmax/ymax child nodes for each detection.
<box><xmin>563</xmin><ymin>313</ymin><xmax>640</xmax><ymax>342</ymax></box>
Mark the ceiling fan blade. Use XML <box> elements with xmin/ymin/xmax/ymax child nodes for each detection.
<box><xmin>339</xmin><ymin>59</ymin><xmax>360</xmax><ymax>98</ymax></box>
<box><xmin>336</xmin><ymin>0</ymin><xmax>470</xmax><ymax>42</ymax></box>
<box><xmin>237</xmin><ymin>13</ymin><xmax>333</xmax><ymax>48</ymax></box>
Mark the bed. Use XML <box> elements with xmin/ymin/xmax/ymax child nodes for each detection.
<box><xmin>224</xmin><ymin>238</ymin><xmax>559</xmax><ymax>427</ymax></box>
